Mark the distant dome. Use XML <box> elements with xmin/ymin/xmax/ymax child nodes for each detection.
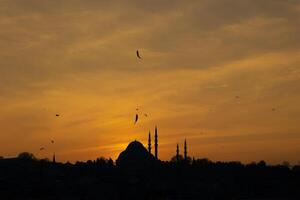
<box><xmin>116</xmin><ymin>140</ymin><xmax>156</xmax><ymax>169</ymax></box>
<box><xmin>126</xmin><ymin>140</ymin><xmax>145</xmax><ymax>151</ymax></box>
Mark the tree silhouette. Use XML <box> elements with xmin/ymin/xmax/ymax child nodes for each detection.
<box><xmin>17</xmin><ymin>152</ymin><xmax>36</xmax><ymax>161</ymax></box>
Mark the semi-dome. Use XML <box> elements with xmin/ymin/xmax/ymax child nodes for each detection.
<box><xmin>116</xmin><ymin>140</ymin><xmax>156</xmax><ymax>169</ymax></box>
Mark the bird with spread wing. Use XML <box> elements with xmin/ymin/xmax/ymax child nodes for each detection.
<box><xmin>136</xmin><ymin>50</ymin><xmax>141</xmax><ymax>59</ymax></box>
<box><xmin>134</xmin><ymin>114</ymin><xmax>139</xmax><ymax>124</ymax></box>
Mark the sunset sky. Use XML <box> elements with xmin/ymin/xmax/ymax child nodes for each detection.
<box><xmin>0</xmin><ymin>0</ymin><xmax>300</xmax><ymax>164</ymax></box>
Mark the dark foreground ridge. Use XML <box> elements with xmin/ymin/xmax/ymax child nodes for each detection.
<box><xmin>0</xmin><ymin>141</ymin><xmax>300</xmax><ymax>200</ymax></box>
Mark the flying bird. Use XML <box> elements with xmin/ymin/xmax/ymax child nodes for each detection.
<box><xmin>55</xmin><ymin>114</ymin><xmax>60</xmax><ymax>117</ymax></box>
<box><xmin>134</xmin><ymin>114</ymin><xmax>139</xmax><ymax>124</ymax></box>
<box><xmin>272</xmin><ymin>108</ymin><xmax>276</xmax><ymax>111</ymax></box>
<box><xmin>136</xmin><ymin>50</ymin><xmax>141</xmax><ymax>59</ymax></box>
<box><xmin>235</xmin><ymin>96</ymin><xmax>240</xmax><ymax>99</ymax></box>
<box><xmin>40</xmin><ymin>147</ymin><xmax>45</xmax><ymax>151</ymax></box>
<box><xmin>51</xmin><ymin>140</ymin><xmax>54</xmax><ymax>144</ymax></box>
<box><xmin>144</xmin><ymin>113</ymin><xmax>148</xmax><ymax>117</ymax></box>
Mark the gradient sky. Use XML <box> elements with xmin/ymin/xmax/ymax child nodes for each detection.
<box><xmin>0</xmin><ymin>0</ymin><xmax>300</xmax><ymax>164</ymax></box>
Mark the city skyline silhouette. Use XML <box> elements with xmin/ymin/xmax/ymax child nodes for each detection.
<box><xmin>1</xmin><ymin>0</ymin><xmax>300</xmax><ymax>165</ymax></box>
<box><xmin>0</xmin><ymin>0</ymin><xmax>300</xmax><ymax>199</ymax></box>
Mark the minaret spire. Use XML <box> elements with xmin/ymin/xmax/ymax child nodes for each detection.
<box><xmin>53</xmin><ymin>152</ymin><xmax>56</xmax><ymax>163</ymax></box>
<box><xmin>176</xmin><ymin>143</ymin><xmax>180</xmax><ymax>162</ymax></box>
<box><xmin>154</xmin><ymin>126</ymin><xmax>158</xmax><ymax>159</ymax></box>
<box><xmin>184</xmin><ymin>139</ymin><xmax>187</xmax><ymax>161</ymax></box>
<box><xmin>148</xmin><ymin>130</ymin><xmax>151</xmax><ymax>154</ymax></box>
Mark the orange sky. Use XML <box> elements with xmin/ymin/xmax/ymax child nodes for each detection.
<box><xmin>0</xmin><ymin>0</ymin><xmax>300</xmax><ymax>164</ymax></box>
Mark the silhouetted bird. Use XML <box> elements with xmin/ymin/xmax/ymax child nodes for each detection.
<box><xmin>144</xmin><ymin>113</ymin><xmax>148</xmax><ymax>117</ymax></box>
<box><xmin>272</xmin><ymin>108</ymin><xmax>276</xmax><ymax>111</ymax></box>
<box><xmin>136</xmin><ymin>50</ymin><xmax>141</xmax><ymax>59</ymax></box>
<box><xmin>40</xmin><ymin>147</ymin><xmax>45</xmax><ymax>151</ymax></box>
<box><xmin>235</xmin><ymin>96</ymin><xmax>240</xmax><ymax>99</ymax></box>
<box><xmin>134</xmin><ymin>114</ymin><xmax>138</xmax><ymax>124</ymax></box>
<box><xmin>51</xmin><ymin>140</ymin><xmax>54</xmax><ymax>144</ymax></box>
<box><xmin>56</xmin><ymin>114</ymin><xmax>60</xmax><ymax>117</ymax></box>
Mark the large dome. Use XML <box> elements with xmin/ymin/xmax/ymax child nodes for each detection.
<box><xmin>116</xmin><ymin>140</ymin><xmax>156</xmax><ymax>169</ymax></box>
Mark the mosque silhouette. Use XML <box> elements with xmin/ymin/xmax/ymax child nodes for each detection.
<box><xmin>116</xmin><ymin>126</ymin><xmax>189</xmax><ymax>170</ymax></box>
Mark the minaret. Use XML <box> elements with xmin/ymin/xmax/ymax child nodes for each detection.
<box><xmin>176</xmin><ymin>143</ymin><xmax>180</xmax><ymax>162</ymax></box>
<box><xmin>154</xmin><ymin>126</ymin><xmax>158</xmax><ymax>159</ymax></box>
<box><xmin>53</xmin><ymin>152</ymin><xmax>56</xmax><ymax>163</ymax></box>
<box><xmin>148</xmin><ymin>131</ymin><xmax>151</xmax><ymax>154</ymax></box>
<box><xmin>184</xmin><ymin>139</ymin><xmax>187</xmax><ymax>161</ymax></box>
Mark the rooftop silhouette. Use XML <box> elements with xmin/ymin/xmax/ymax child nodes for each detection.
<box><xmin>1</xmin><ymin>129</ymin><xmax>300</xmax><ymax>199</ymax></box>
<box><xmin>0</xmin><ymin>141</ymin><xmax>299</xmax><ymax>200</ymax></box>
<box><xmin>116</xmin><ymin>140</ymin><xmax>156</xmax><ymax>169</ymax></box>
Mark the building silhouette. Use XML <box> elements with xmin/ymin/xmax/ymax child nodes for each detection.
<box><xmin>184</xmin><ymin>139</ymin><xmax>187</xmax><ymax>161</ymax></box>
<box><xmin>116</xmin><ymin>140</ymin><xmax>156</xmax><ymax>170</ymax></box>
<box><xmin>148</xmin><ymin>131</ymin><xmax>151</xmax><ymax>154</ymax></box>
<box><xmin>155</xmin><ymin>126</ymin><xmax>158</xmax><ymax>159</ymax></box>
<box><xmin>176</xmin><ymin>143</ymin><xmax>180</xmax><ymax>162</ymax></box>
